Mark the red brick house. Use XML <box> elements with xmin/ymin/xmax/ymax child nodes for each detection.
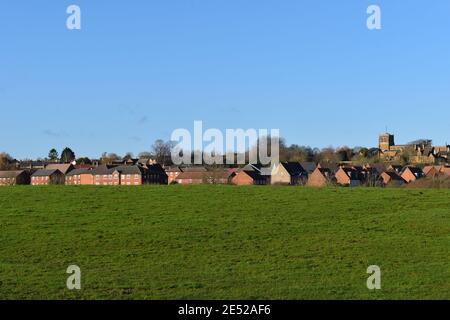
<box><xmin>335</xmin><ymin>167</ymin><xmax>364</xmax><ymax>187</ymax></box>
<box><xmin>232</xmin><ymin>170</ymin><xmax>268</xmax><ymax>185</ymax></box>
<box><xmin>0</xmin><ymin>170</ymin><xmax>31</xmax><ymax>186</ymax></box>
<box><xmin>422</xmin><ymin>165</ymin><xmax>442</xmax><ymax>177</ymax></box>
<box><xmin>307</xmin><ymin>167</ymin><xmax>335</xmax><ymax>187</ymax></box>
<box><xmin>31</xmin><ymin>169</ymin><xmax>65</xmax><ymax>185</ymax></box>
<box><xmin>380</xmin><ymin>171</ymin><xmax>405</xmax><ymax>186</ymax></box>
<box><xmin>175</xmin><ymin>170</ymin><xmax>233</xmax><ymax>185</ymax></box>
<box><xmin>66</xmin><ymin>168</ymin><xmax>94</xmax><ymax>185</ymax></box>
<box><xmin>89</xmin><ymin>164</ymin><xmax>167</xmax><ymax>186</ymax></box>
<box><xmin>400</xmin><ymin>167</ymin><xmax>425</xmax><ymax>183</ymax></box>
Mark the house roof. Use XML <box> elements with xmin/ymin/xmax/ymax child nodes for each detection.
<box><xmin>382</xmin><ymin>171</ymin><xmax>404</xmax><ymax>181</ymax></box>
<box><xmin>299</xmin><ymin>162</ymin><xmax>316</xmax><ymax>173</ymax></box>
<box><xmin>45</xmin><ymin>164</ymin><xmax>74</xmax><ymax>174</ymax></box>
<box><xmin>66</xmin><ymin>168</ymin><xmax>92</xmax><ymax>176</ymax></box>
<box><xmin>402</xmin><ymin>166</ymin><xmax>424</xmax><ymax>175</ymax></box>
<box><xmin>90</xmin><ymin>165</ymin><xmax>116</xmax><ymax>175</ymax></box>
<box><xmin>147</xmin><ymin>164</ymin><xmax>167</xmax><ymax>175</ymax></box>
<box><xmin>279</xmin><ymin>162</ymin><xmax>306</xmax><ymax>176</ymax></box>
<box><xmin>176</xmin><ymin>170</ymin><xmax>231</xmax><ymax>180</ymax></box>
<box><xmin>115</xmin><ymin>165</ymin><xmax>144</xmax><ymax>175</ymax></box>
<box><xmin>317</xmin><ymin>163</ymin><xmax>339</xmax><ymax>173</ymax></box>
<box><xmin>241</xmin><ymin>170</ymin><xmax>267</xmax><ymax>181</ymax></box>
<box><xmin>180</xmin><ymin>166</ymin><xmax>208</xmax><ymax>172</ymax></box>
<box><xmin>164</xmin><ymin>166</ymin><xmax>182</xmax><ymax>173</ymax></box>
<box><xmin>243</xmin><ymin>164</ymin><xmax>263</xmax><ymax>172</ymax></box>
<box><xmin>423</xmin><ymin>166</ymin><xmax>441</xmax><ymax>175</ymax></box>
<box><xmin>31</xmin><ymin>169</ymin><xmax>62</xmax><ymax>177</ymax></box>
<box><xmin>0</xmin><ymin>170</ymin><xmax>26</xmax><ymax>178</ymax></box>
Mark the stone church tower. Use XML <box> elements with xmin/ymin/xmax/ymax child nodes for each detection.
<box><xmin>379</xmin><ymin>133</ymin><xmax>395</xmax><ymax>151</ymax></box>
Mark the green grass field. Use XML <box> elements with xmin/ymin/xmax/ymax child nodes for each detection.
<box><xmin>0</xmin><ymin>186</ymin><xmax>449</xmax><ymax>300</ymax></box>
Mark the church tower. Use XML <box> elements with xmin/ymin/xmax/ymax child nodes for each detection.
<box><xmin>379</xmin><ymin>133</ymin><xmax>395</xmax><ymax>151</ymax></box>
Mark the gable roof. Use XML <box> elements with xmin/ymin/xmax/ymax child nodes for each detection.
<box><xmin>180</xmin><ymin>166</ymin><xmax>208</xmax><ymax>172</ymax></box>
<box><xmin>176</xmin><ymin>170</ymin><xmax>231</xmax><ymax>180</ymax></box>
<box><xmin>45</xmin><ymin>164</ymin><xmax>74</xmax><ymax>174</ymax></box>
<box><xmin>147</xmin><ymin>164</ymin><xmax>167</xmax><ymax>175</ymax></box>
<box><xmin>299</xmin><ymin>162</ymin><xmax>316</xmax><ymax>174</ymax></box>
<box><xmin>279</xmin><ymin>162</ymin><xmax>306</xmax><ymax>176</ymax></box>
<box><xmin>241</xmin><ymin>170</ymin><xmax>267</xmax><ymax>181</ymax></box>
<box><xmin>0</xmin><ymin>170</ymin><xmax>27</xmax><ymax>178</ymax></box>
<box><xmin>66</xmin><ymin>168</ymin><xmax>92</xmax><ymax>176</ymax></box>
<box><xmin>381</xmin><ymin>171</ymin><xmax>404</xmax><ymax>181</ymax></box>
<box><xmin>31</xmin><ymin>169</ymin><xmax>62</xmax><ymax>177</ymax></box>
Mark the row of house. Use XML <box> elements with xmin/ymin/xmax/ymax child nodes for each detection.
<box><xmin>0</xmin><ymin>163</ymin><xmax>168</xmax><ymax>186</ymax></box>
<box><xmin>1</xmin><ymin>161</ymin><xmax>449</xmax><ymax>187</ymax></box>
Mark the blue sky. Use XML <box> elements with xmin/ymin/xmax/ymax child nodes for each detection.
<box><xmin>1</xmin><ymin>1</ymin><xmax>449</xmax><ymax>159</ymax></box>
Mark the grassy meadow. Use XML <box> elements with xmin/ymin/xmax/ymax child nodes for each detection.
<box><xmin>0</xmin><ymin>185</ymin><xmax>449</xmax><ymax>300</ymax></box>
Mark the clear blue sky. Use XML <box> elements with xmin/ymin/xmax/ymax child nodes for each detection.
<box><xmin>1</xmin><ymin>1</ymin><xmax>449</xmax><ymax>159</ymax></box>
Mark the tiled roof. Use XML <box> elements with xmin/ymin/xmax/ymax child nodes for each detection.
<box><xmin>0</xmin><ymin>170</ymin><xmax>26</xmax><ymax>178</ymax></box>
<box><xmin>66</xmin><ymin>168</ymin><xmax>91</xmax><ymax>176</ymax></box>
<box><xmin>31</xmin><ymin>169</ymin><xmax>61</xmax><ymax>177</ymax></box>
<box><xmin>45</xmin><ymin>164</ymin><xmax>74</xmax><ymax>174</ymax></box>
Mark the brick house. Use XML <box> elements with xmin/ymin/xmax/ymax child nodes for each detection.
<box><xmin>0</xmin><ymin>170</ymin><xmax>31</xmax><ymax>186</ymax></box>
<box><xmin>335</xmin><ymin>167</ymin><xmax>365</xmax><ymax>187</ymax></box>
<box><xmin>232</xmin><ymin>170</ymin><xmax>268</xmax><ymax>185</ymax></box>
<box><xmin>422</xmin><ymin>166</ymin><xmax>442</xmax><ymax>177</ymax></box>
<box><xmin>89</xmin><ymin>164</ymin><xmax>167</xmax><ymax>186</ymax></box>
<box><xmin>66</xmin><ymin>168</ymin><xmax>94</xmax><ymax>185</ymax></box>
<box><xmin>270</xmin><ymin>162</ymin><xmax>307</xmax><ymax>185</ymax></box>
<box><xmin>31</xmin><ymin>169</ymin><xmax>65</xmax><ymax>185</ymax></box>
<box><xmin>175</xmin><ymin>170</ymin><xmax>233</xmax><ymax>185</ymax></box>
<box><xmin>380</xmin><ymin>171</ymin><xmax>405</xmax><ymax>186</ymax></box>
<box><xmin>400</xmin><ymin>167</ymin><xmax>425</xmax><ymax>183</ymax></box>
<box><xmin>91</xmin><ymin>165</ymin><xmax>144</xmax><ymax>186</ymax></box>
<box><xmin>307</xmin><ymin>167</ymin><xmax>335</xmax><ymax>187</ymax></box>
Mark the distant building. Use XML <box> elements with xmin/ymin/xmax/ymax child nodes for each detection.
<box><xmin>379</xmin><ymin>133</ymin><xmax>449</xmax><ymax>164</ymax></box>
<box><xmin>400</xmin><ymin>167</ymin><xmax>425</xmax><ymax>183</ymax></box>
<box><xmin>380</xmin><ymin>171</ymin><xmax>405</xmax><ymax>186</ymax></box>
<box><xmin>232</xmin><ymin>170</ymin><xmax>268</xmax><ymax>185</ymax></box>
<box><xmin>31</xmin><ymin>169</ymin><xmax>65</xmax><ymax>185</ymax></box>
<box><xmin>0</xmin><ymin>170</ymin><xmax>31</xmax><ymax>186</ymax></box>
<box><xmin>175</xmin><ymin>170</ymin><xmax>233</xmax><ymax>185</ymax></box>
<box><xmin>45</xmin><ymin>163</ymin><xmax>75</xmax><ymax>175</ymax></box>
<box><xmin>270</xmin><ymin>162</ymin><xmax>307</xmax><ymax>185</ymax></box>
<box><xmin>335</xmin><ymin>167</ymin><xmax>364</xmax><ymax>187</ymax></box>
<box><xmin>307</xmin><ymin>166</ymin><xmax>336</xmax><ymax>187</ymax></box>
<box><xmin>66</xmin><ymin>168</ymin><xmax>94</xmax><ymax>185</ymax></box>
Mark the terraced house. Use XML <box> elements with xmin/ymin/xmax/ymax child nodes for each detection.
<box><xmin>73</xmin><ymin>164</ymin><xmax>167</xmax><ymax>186</ymax></box>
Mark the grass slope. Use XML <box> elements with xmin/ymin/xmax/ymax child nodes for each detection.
<box><xmin>0</xmin><ymin>186</ymin><xmax>449</xmax><ymax>300</ymax></box>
